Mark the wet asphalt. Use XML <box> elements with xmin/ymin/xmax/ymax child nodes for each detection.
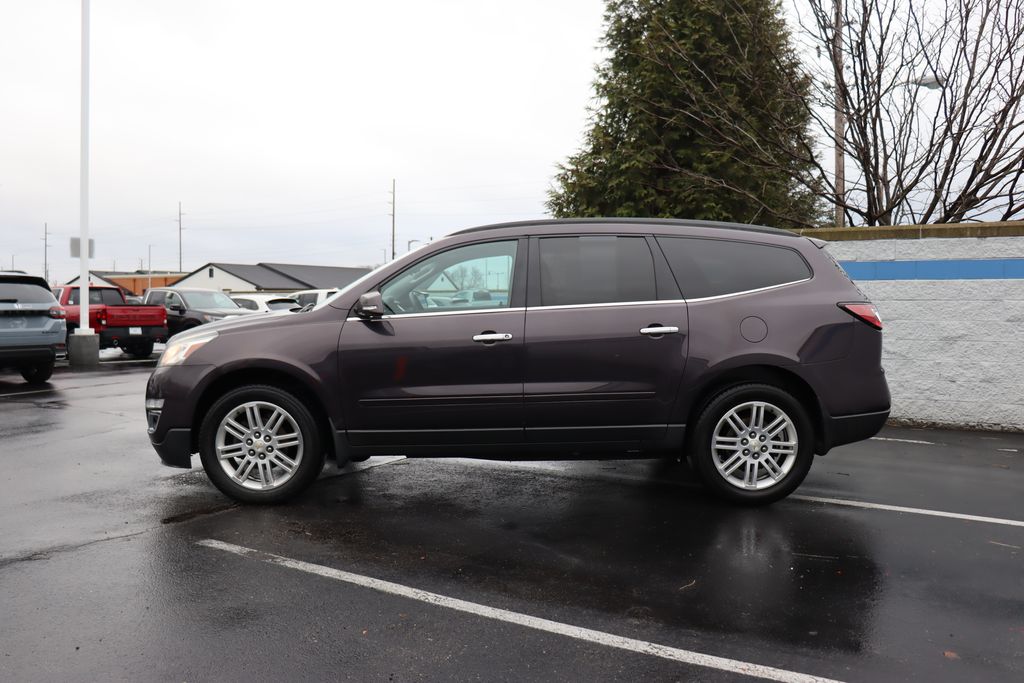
<box><xmin>0</xmin><ymin>363</ymin><xmax>1022</xmax><ymax>682</ymax></box>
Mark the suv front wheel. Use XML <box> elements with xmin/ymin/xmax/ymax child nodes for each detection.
<box><xmin>199</xmin><ymin>385</ymin><xmax>325</xmax><ymax>503</ymax></box>
<box><xmin>690</xmin><ymin>383</ymin><xmax>814</xmax><ymax>505</ymax></box>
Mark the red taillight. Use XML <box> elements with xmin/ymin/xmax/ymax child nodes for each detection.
<box><xmin>48</xmin><ymin>306</ymin><xmax>67</xmax><ymax>319</ymax></box>
<box><xmin>838</xmin><ymin>302</ymin><xmax>883</xmax><ymax>330</ymax></box>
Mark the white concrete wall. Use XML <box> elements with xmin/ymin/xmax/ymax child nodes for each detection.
<box><xmin>825</xmin><ymin>236</ymin><xmax>1024</xmax><ymax>432</ymax></box>
<box><xmin>173</xmin><ymin>266</ymin><xmax>257</xmax><ymax>293</ymax></box>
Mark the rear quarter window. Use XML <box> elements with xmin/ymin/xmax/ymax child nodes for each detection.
<box><xmin>656</xmin><ymin>237</ymin><xmax>811</xmax><ymax>299</ymax></box>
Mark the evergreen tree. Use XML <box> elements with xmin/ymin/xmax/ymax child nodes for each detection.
<box><xmin>549</xmin><ymin>0</ymin><xmax>824</xmax><ymax>228</ymax></box>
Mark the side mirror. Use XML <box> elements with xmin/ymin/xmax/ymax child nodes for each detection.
<box><xmin>356</xmin><ymin>291</ymin><xmax>384</xmax><ymax>319</ymax></box>
<box><xmin>168</xmin><ymin>304</ymin><xmax>184</xmax><ymax>314</ymax></box>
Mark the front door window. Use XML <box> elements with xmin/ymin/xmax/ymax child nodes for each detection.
<box><xmin>380</xmin><ymin>240</ymin><xmax>517</xmax><ymax>315</ymax></box>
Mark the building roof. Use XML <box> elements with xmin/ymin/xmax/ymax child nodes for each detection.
<box><xmin>260</xmin><ymin>263</ymin><xmax>371</xmax><ymax>289</ymax></box>
<box><xmin>210</xmin><ymin>263</ymin><xmax>307</xmax><ymax>290</ymax></box>
<box><xmin>183</xmin><ymin>262</ymin><xmax>372</xmax><ymax>291</ymax></box>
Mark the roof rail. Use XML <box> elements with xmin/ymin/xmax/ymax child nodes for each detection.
<box><xmin>449</xmin><ymin>217</ymin><xmax>797</xmax><ymax>238</ymax></box>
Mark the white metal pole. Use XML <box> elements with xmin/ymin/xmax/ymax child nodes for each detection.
<box><xmin>78</xmin><ymin>0</ymin><xmax>92</xmax><ymax>334</ymax></box>
<box><xmin>148</xmin><ymin>244</ymin><xmax>152</xmax><ymax>292</ymax></box>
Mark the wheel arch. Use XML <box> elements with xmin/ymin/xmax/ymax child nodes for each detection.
<box><xmin>190</xmin><ymin>365</ymin><xmax>340</xmax><ymax>462</ymax></box>
<box><xmin>682</xmin><ymin>364</ymin><xmax>827</xmax><ymax>454</ymax></box>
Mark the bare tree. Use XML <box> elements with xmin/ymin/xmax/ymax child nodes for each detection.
<box><xmin>634</xmin><ymin>0</ymin><xmax>1024</xmax><ymax>226</ymax></box>
<box><xmin>801</xmin><ymin>0</ymin><xmax>1024</xmax><ymax>225</ymax></box>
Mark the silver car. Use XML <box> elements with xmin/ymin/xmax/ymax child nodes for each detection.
<box><xmin>0</xmin><ymin>273</ymin><xmax>66</xmax><ymax>384</ymax></box>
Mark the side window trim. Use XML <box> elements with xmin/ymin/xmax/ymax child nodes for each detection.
<box><xmin>363</xmin><ymin>237</ymin><xmax>526</xmax><ymax>318</ymax></box>
<box><xmin>528</xmin><ymin>234</ymin><xmax>659</xmax><ymax>308</ymax></box>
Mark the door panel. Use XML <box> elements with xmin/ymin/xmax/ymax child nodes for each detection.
<box><xmin>339</xmin><ymin>309</ymin><xmax>526</xmax><ymax>446</ymax></box>
<box><xmin>523</xmin><ymin>303</ymin><xmax>687</xmax><ymax>442</ymax></box>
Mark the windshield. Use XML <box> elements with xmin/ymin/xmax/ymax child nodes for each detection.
<box><xmin>181</xmin><ymin>290</ymin><xmax>239</xmax><ymax>309</ymax></box>
<box><xmin>267</xmin><ymin>299</ymin><xmax>298</xmax><ymax>310</ymax></box>
<box><xmin>313</xmin><ymin>269</ymin><xmax>384</xmax><ymax>311</ymax></box>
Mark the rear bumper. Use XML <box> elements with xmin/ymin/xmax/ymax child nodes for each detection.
<box><xmin>100</xmin><ymin>326</ymin><xmax>168</xmax><ymax>349</ymax></box>
<box><xmin>0</xmin><ymin>344</ymin><xmax>57</xmax><ymax>367</ymax></box>
<box><xmin>819</xmin><ymin>408</ymin><xmax>890</xmax><ymax>453</ymax></box>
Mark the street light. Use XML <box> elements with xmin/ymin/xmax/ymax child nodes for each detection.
<box><xmin>69</xmin><ymin>0</ymin><xmax>99</xmax><ymax>367</ymax></box>
<box><xmin>407</xmin><ymin>239</ymin><xmax>423</xmax><ymax>252</ymax></box>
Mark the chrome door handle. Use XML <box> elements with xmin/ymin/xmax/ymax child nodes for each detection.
<box><xmin>639</xmin><ymin>326</ymin><xmax>679</xmax><ymax>336</ymax></box>
<box><xmin>472</xmin><ymin>333</ymin><xmax>513</xmax><ymax>343</ymax></box>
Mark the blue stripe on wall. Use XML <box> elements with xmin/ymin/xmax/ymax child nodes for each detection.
<box><xmin>838</xmin><ymin>258</ymin><xmax>1024</xmax><ymax>280</ymax></box>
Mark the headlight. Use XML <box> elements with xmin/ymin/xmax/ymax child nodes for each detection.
<box><xmin>158</xmin><ymin>331</ymin><xmax>218</xmax><ymax>367</ymax></box>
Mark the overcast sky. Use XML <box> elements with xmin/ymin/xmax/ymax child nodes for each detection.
<box><xmin>0</xmin><ymin>0</ymin><xmax>606</xmax><ymax>283</ymax></box>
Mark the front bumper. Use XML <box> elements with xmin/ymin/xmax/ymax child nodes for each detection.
<box><xmin>146</xmin><ymin>363</ymin><xmax>215</xmax><ymax>468</ymax></box>
<box><xmin>101</xmin><ymin>326</ymin><xmax>168</xmax><ymax>349</ymax></box>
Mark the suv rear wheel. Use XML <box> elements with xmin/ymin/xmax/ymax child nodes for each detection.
<box><xmin>690</xmin><ymin>383</ymin><xmax>814</xmax><ymax>505</ymax></box>
<box><xmin>20</xmin><ymin>361</ymin><xmax>54</xmax><ymax>385</ymax></box>
<box><xmin>198</xmin><ymin>385</ymin><xmax>325</xmax><ymax>503</ymax></box>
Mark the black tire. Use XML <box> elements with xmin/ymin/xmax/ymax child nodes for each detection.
<box><xmin>20</xmin><ymin>361</ymin><xmax>54</xmax><ymax>385</ymax></box>
<box><xmin>198</xmin><ymin>384</ymin><xmax>325</xmax><ymax>504</ymax></box>
<box><xmin>689</xmin><ymin>383</ymin><xmax>814</xmax><ymax>506</ymax></box>
<box><xmin>123</xmin><ymin>341</ymin><xmax>154</xmax><ymax>359</ymax></box>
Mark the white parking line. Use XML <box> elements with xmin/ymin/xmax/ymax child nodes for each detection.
<box><xmin>446</xmin><ymin>459</ymin><xmax>1024</xmax><ymax>529</ymax></box>
<box><xmin>870</xmin><ymin>436</ymin><xmax>935</xmax><ymax>445</ymax></box>
<box><xmin>198</xmin><ymin>539</ymin><xmax>843</xmax><ymax>683</ymax></box>
<box><xmin>790</xmin><ymin>495</ymin><xmax>1024</xmax><ymax>528</ymax></box>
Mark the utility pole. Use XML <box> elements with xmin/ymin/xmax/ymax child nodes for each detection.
<box><xmin>42</xmin><ymin>223</ymin><xmax>50</xmax><ymax>283</ymax></box>
<box><xmin>389</xmin><ymin>179</ymin><xmax>396</xmax><ymax>260</ymax></box>
<box><xmin>147</xmin><ymin>244</ymin><xmax>153</xmax><ymax>293</ymax></box>
<box><xmin>833</xmin><ymin>0</ymin><xmax>845</xmax><ymax>228</ymax></box>
<box><xmin>177</xmin><ymin>201</ymin><xmax>184</xmax><ymax>271</ymax></box>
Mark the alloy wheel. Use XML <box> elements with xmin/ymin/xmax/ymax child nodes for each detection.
<box><xmin>711</xmin><ymin>401</ymin><xmax>798</xmax><ymax>490</ymax></box>
<box><xmin>215</xmin><ymin>401</ymin><xmax>304</xmax><ymax>490</ymax></box>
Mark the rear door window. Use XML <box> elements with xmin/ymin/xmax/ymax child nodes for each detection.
<box><xmin>537</xmin><ymin>236</ymin><xmax>656</xmax><ymax>306</ymax></box>
<box><xmin>146</xmin><ymin>290</ymin><xmax>167</xmax><ymax>306</ymax></box>
<box><xmin>657</xmin><ymin>237</ymin><xmax>811</xmax><ymax>299</ymax></box>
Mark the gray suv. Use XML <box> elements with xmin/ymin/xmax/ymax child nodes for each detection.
<box><xmin>145</xmin><ymin>219</ymin><xmax>890</xmax><ymax>505</ymax></box>
<box><xmin>0</xmin><ymin>273</ymin><xmax>67</xmax><ymax>384</ymax></box>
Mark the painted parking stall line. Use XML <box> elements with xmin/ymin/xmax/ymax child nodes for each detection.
<box><xmin>790</xmin><ymin>495</ymin><xmax>1024</xmax><ymax>528</ymax></box>
<box><xmin>869</xmin><ymin>436</ymin><xmax>935</xmax><ymax>445</ymax></box>
<box><xmin>198</xmin><ymin>539</ymin><xmax>843</xmax><ymax>683</ymax></box>
<box><xmin>451</xmin><ymin>459</ymin><xmax>1024</xmax><ymax>529</ymax></box>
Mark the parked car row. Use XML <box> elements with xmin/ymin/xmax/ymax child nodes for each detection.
<box><xmin>2</xmin><ymin>278</ymin><xmax>347</xmax><ymax>383</ymax></box>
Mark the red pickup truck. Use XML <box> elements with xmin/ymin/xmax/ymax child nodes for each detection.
<box><xmin>53</xmin><ymin>285</ymin><xmax>168</xmax><ymax>358</ymax></box>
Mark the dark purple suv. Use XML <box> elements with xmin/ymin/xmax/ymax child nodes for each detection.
<box><xmin>146</xmin><ymin>219</ymin><xmax>889</xmax><ymax>505</ymax></box>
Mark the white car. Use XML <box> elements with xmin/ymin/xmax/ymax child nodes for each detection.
<box><xmin>290</xmin><ymin>289</ymin><xmax>339</xmax><ymax>308</ymax></box>
<box><xmin>230</xmin><ymin>293</ymin><xmax>299</xmax><ymax>313</ymax></box>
